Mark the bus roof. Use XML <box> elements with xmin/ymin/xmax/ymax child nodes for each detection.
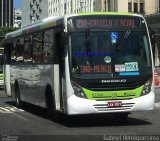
<box><xmin>79</xmin><ymin>12</ymin><xmax>142</xmax><ymax>16</ymax></box>
<box><xmin>5</xmin><ymin>12</ymin><xmax>143</xmax><ymax>39</ymax></box>
<box><xmin>66</xmin><ymin>12</ymin><xmax>144</xmax><ymax>18</ymax></box>
<box><xmin>5</xmin><ymin>16</ymin><xmax>64</xmax><ymax>39</ymax></box>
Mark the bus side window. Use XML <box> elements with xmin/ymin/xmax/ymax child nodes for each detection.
<box><xmin>56</xmin><ymin>31</ymin><xmax>65</xmax><ymax>76</ymax></box>
<box><xmin>4</xmin><ymin>41</ymin><xmax>11</xmax><ymax>64</ymax></box>
<box><xmin>15</xmin><ymin>38</ymin><xmax>24</xmax><ymax>62</ymax></box>
<box><xmin>42</xmin><ymin>29</ymin><xmax>54</xmax><ymax>64</ymax></box>
<box><xmin>11</xmin><ymin>42</ymin><xmax>16</xmax><ymax>63</ymax></box>
<box><xmin>33</xmin><ymin>32</ymin><xmax>43</xmax><ymax>63</ymax></box>
<box><xmin>11</xmin><ymin>49</ymin><xmax>16</xmax><ymax>62</ymax></box>
<box><xmin>24</xmin><ymin>35</ymin><xmax>32</xmax><ymax>63</ymax></box>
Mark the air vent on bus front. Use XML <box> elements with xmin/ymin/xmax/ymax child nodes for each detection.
<box><xmin>87</xmin><ymin>82</ymin><xmax>140</xmax><ymax>91</ymax></box>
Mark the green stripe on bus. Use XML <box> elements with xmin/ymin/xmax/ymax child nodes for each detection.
<box><xmin>0</xmin><ymin>73</ymin><xmax>3</xmax><ymax>79</ymax></box>
<box><xmin>78</xmin><ymin>12</ymin><xmax>134</xmax><ymax>16</ymax></box>
<box><xmin>83</xmin><ymin>85</ymin><xmax>143</xmax><ymax>100</ymax></box>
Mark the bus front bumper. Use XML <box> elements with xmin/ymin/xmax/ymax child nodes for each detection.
<box><xmin>67</xmin><ymin>91</ymin><xmax>155</xmax><ymax>115</ymax></box>
<box><xmin>0</xmin><ymin>80</ymin><xmax>4</xmax><ymax>89</ymax></box>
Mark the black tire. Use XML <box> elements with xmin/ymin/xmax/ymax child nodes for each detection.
<box><xmin>15</xmin><ymin>84</ymin><xmax>22</xmax><ymax>108</ymax></box>
<box><xmin>46</xmin><ymin>88</ymin><xmax>57</xmax><ymax>121</ymax></box>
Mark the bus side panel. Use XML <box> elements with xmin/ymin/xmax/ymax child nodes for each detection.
<box><xmin>10</xmin><ymin>65</ymin><xmax>17</xmax><ymax>98</ymax></box>
<box><xmin>31</xmin><ymin>64</ymin><xmax>54</xmax><ymax>108</ymax></box>
<box><xmin>54</xmin><ymin>64</ymin><xmax>61</xmax><ymax>110</ymax></box>
<box><xmin>17</xmin><ymin>64</ymin><xmax>32</xmax><ymax>103</ymax></box>
<box><xmin>5</xmin><ymin>65</ymin><xmax>11</xmax><ymax>96</ymax></box>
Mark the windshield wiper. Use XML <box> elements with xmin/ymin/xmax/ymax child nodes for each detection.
<box><xmin>117</xmin><ymin>28</ymin><xmax>132</xmax><ymax>50</ymax></box>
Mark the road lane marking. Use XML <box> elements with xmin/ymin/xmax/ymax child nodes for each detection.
<box><xmin>0</xmin><ymin>106</ymin><xmax>24</xmax><ymax>113</ymax></box>
<box><xmin>0</xmin><ymin>106</ymin><xmax>28</xmax><ymax>121</ymax></box>
<box><xmin>5</xmin><ymin>107</ymin><xmax>24</xmax><ymax>112</ymax></box>
<box><xmin>0</xmin><ymin>107</ymin><xmax>11</xmax><ymax>112</ymax></box>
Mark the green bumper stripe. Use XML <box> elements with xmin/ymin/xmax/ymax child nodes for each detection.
<box><xmin>0</xmin><ymin>73</ymin><xmax>3</xmax><ymax>80</ymax></box>
<box><xmin>83</xmin><ymin>86</ymin><xmax>143</xmax><ymax>100</ymax></box>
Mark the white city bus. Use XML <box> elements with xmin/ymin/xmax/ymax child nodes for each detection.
<box><xmin>4</xmin><ymin>12</ymin><xmax>155</xmax><ymax>120</ymax></box>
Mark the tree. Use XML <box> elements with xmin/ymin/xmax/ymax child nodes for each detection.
<box><xmin>0</xmin><ymin>27</ymin><xmax>19</xmax><ymax>36</ymax></box>
<box><xmin>0</xmin><ymin>27</ymin><xmax>19</xmax><ymax>48</ymax></box>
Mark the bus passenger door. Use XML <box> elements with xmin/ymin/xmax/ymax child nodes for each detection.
<box><xmin>54</xmin><ymin>31</ymin><xmax>65</xmax><ymax>111</ymax></box>
<box><xmin>4</xmin><ymin>43</ymin><xmax>11</xmax><ymax>96</ymax></box>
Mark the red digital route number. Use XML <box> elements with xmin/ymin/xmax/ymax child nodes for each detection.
<box><xmin>80</xmin><ymin>65</ymin><xmax>112</xmax><ymax>73</ymax></box>
<box><xmin>120</xmin><ymin>19</ymin><xmax>135</xmax><ymax>27</ymax></box>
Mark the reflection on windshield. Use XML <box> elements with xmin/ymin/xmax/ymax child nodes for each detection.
<box><xmin>70</xmin><ymin>30</ymin><xmax>152</xmax><ymax>78</ymax></box>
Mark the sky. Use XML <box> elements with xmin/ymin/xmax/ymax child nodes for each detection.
<box><xmin>14</xmin><ymin>0</ymin><xmax>22</xmax><ymax>9</ymax></box>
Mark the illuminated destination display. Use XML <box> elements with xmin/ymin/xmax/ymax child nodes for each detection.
<box><xmin>68</xmin><ymin>16</ymin><xmax>143</xmax><ymax>29</ymax></box>
<box><xmin>76</xmin><ymin>19</ymin><xmax>135</xmax><ymax>28</ymax></box>
<box><xmin>80</xmin><ymin>65</ymin><xmax>112</xmax><ymax>73</ymax></box>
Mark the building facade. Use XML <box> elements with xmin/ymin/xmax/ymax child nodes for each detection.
<box><xmin>48</xmin><ymin>0</ymin><xmax>96</xmax><ymax>16</ymax></box>
<box><xmin>22</xmin><ymin>0</ymin><xmax>48</xmax><ymax>27</ymax></box>
<box><xmin>0</xmin><ymin>0</ymin><xmax>14</xmax><ymax>27</ymax></box>
<box><xmin>95</xmin><ymin>0</ymin><xmax>159</xmax><ymax>15</ymax></box>
<box><xmin>48</xmin><ymin>0</ymin><xmax>64</xmax><ymax>16</ymax></box>
<box><xmin>47</xmin><ymin>0</ymin><xmax>159</xmax><ymax>17</ymax></box>
<box><xmin>14</xmin><ymin>8</ymin><xmax>22</xmax><ymax>28</ymax></box>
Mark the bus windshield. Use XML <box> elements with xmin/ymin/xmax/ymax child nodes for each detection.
<box><xmin>69</xmin><ymin>29</ymin><xmax>152</xmax><ymax>79</ymax></box>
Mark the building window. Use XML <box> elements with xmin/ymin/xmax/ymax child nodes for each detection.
<box><xmin>128</xmin><ymin>2</ymin><xmax>132</xmax><ymax>12</ymax></box>
<box><xmin>39</xmin><ymin>8</ymin><xmax>42</xmax><ymax>14</ymax></box>
<box><xmin>64</xmin><ymin>3</ymin><xmax>66</xmax><ymax>14</ymax></box>
<box><xmin>108</xmin><ymin>0</ymin><xmax>111</xmax><ymax>12</ymax></box>
<box><xmin>134</xmin><ymin>3</ymin><xmax>138</xmax><ymax>13</ymax></box>
<box><xmin>159</xmin><ymin>0</ymin><xmax>160</xmax><ymax>12</ymax></box>
<box><xmin>140</xmin><ymin>3</ymin><xmax>144</xmax><ymax>14</ymax></box>
<box><xmin>104</xmin><ymin>0</ymin><xmax>107</xmax><ymax>11</ymax></box>
<box><xmin>93</xmin><ymin>2</ymin><xmax>95</xmax><ymax>11</ymax></box>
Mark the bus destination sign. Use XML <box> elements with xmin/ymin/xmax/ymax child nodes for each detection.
<box><xmin>73</xmin><ymin>17</ymin><xmax>141</xmax><ymax>29</ymax></box>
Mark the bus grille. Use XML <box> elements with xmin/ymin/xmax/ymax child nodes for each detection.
<box><xmin>93</xmin><ymin>103</ymin><xmax>135</xmax><ymax>112</ymax></box>
<box><xmin>92</xmin><ymin>94</ymin><xmax>136</xmax><ymax>100</ymax></box>
<box><xmin>88</xmin><ymin>82</ymin><xmax>139</xmax><ymax>91</ymax></box>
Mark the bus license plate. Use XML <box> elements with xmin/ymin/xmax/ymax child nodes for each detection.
<box><xmin>107</xmin><ymin>101</ymin><xmax>122</xmax><ymax>108</ymax></box>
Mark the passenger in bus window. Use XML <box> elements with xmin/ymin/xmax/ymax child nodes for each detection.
<box><xmin>11</xmin><ymin>49</ymin><xmax>16</xmax><ymax>62</ymax></box>
<box><xmin>15</xmin><ymin>38</ymin><xmax>24</xmax><ymax>62</ymax></box>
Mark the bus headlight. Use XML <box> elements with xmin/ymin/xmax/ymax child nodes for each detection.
<box><xmin>71</xmin><ymin>81</ymin><xmax>86</xmax><ymax>98</ymax></box>
<box><xmin>141</xmin><ymin>79</ymin><xmax>152</xmax><ymax>96</ymax></box>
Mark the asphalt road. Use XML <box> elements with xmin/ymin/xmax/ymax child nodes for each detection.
<box><xmin>0</xmin><ymin>89</ymin><xmax>160</xmax><ymax>141</ymax></box>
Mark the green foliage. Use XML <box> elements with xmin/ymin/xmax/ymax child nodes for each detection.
<box><xmin>0</xmin><ymin>27</ymin><xmax>19</xmax><ymax>48</ymax></box>
<box><xmin>0</xmin><ymin>27</ymin><xmax>19</xmax><ymax>36</ymax></box>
